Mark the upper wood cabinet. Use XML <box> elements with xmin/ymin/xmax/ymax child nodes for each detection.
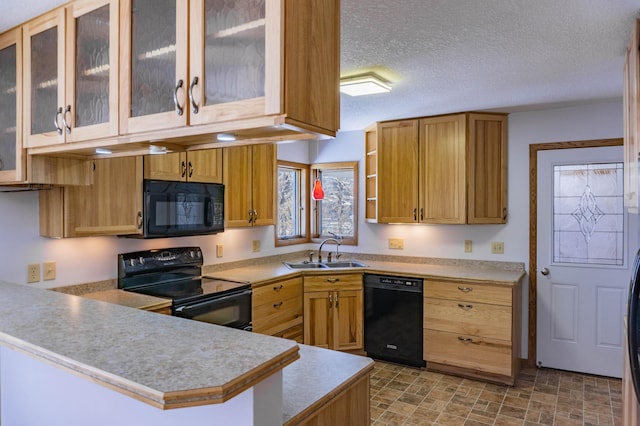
<box><xmin>370</xmin><ymin>112</ymin><xmax>508</xmax><ymax>225</ymax></box>
<box><xmin>40</xmin><ymin>156</ymin><xmax>143</xmax><ymax>238</ymax></box>
<box><xmin>0</xmin><ymin>28</ymin><xmax>23</xmax><ymax>183</ymax></box>
<box><xmin>624</xmin><ymin>18</ymin><xmax>640</xmax><ymax>213</ymax></box>
<box><xmin>119</xmin><ymin>0</ymin><xmax>339</xmax><ymax>137</ymax></box>
<box><xmin>143</xmin><ymin>149</ymin><xmax>222</xmax><ymax>183</ymax></box>
<box><xmin>23</xmin><ymin>0</ymin><xmax>119</xmax><ymax>148</ymax></box>
<box><xmin>223</xmin><ymin>144</ymin><xmax>275</xmax><ymax>227</ymax></box>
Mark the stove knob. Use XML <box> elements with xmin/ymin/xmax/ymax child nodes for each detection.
<box><xmin>139</xmin><ymin>257</ymin><xmax>145</xmax><ymax>265</ymax></box>
<box><xmin>129</xmin><ymin>258</ymin><xmax>136</xmax><ymax>267</ymax></box>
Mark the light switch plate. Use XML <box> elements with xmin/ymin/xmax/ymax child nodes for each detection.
<box><xmin>43</xmin><ymin>261</ymin><xmax>56</xmax><ymax>281</ymax></box>
<box><xmin>389</xmin><ymin>238</ymin><xmax>404</xmax><ymax>250</ymax></box>
<box><xmin>252</xmin><ymin>240</ymin><xmax>261</xmax><ymax>252</ymax></box>
<box><xmin>491</xmin><ymin>241</ymin><xmax>505</xmax><ymax>254</ymax></box>
<box><xmin>464</xmin><ymin>240</ymin><xmax>472</xmax><ymax>253</ymax></box>
<box><xmin>216</xmin><ymin>244</ymin><xmax>223</xmax><ymax>258</ymax></box>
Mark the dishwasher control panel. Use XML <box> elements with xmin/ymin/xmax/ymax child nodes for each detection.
<box><xmin>364</xmin><ymin>274</ymin><xmax>423</xmax><ymax>292</ymax></box>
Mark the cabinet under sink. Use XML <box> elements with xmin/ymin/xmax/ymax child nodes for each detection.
<box><xmin>283</xmin><ymin>261</ymin><xmax>368</xmax><ymax>270</ymax></box>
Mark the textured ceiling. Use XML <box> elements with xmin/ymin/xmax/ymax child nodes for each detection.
<box><xmin>3</xmin><ymin>0</ymin><xmax>639</xmax><ymax>131</ymax></box>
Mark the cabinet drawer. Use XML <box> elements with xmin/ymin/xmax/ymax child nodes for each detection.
<box><xmin>423</xmin><ymin>329</ymin><xmax>512</xmax><ymax>377</ymax></box>
<box><xmin>424</xmin><ymin>298</ymin><xmax>511</xmax><ymax>341</ymax></box>
<box><xmin>304</xmin><ymin>273</ymin><xmax>362</xmax><ymax>292</ymax></box>
<box><xmin>253</xmin><ymin>277</ymin><xmax>302</xmax><ymax>305</ymax></box>
<box><xmin>424</xmin><ymin>280</ymin><xmax>512</xmax><ymax>306</ymax></box>
<box><xmin>252</xmin><ymin>296</ymin><xmax>302</xmax><ymax>336</ymax></box>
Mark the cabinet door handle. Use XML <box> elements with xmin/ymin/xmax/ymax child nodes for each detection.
<box><xmin>54</xmin><ymin>107</ymin><xmax>63</xmax><ymax>135</ymax></box>
<box><xmin>188</xmin><ymin>161</ymin><xmax>194</xmax><ymax>178</ymax></box>
<box><xmin>458</xmin><ymin>303</ymin><xmax>473</xmax><ymax>310</ymax></box>
<box><xmin>326</xmin><ymin>278</ymin><xmax>339</xmax><ymax>283</ymax></box>
<box><xmin>457</xmin><ymin>336</ymin><xmax>473</xmax><ymax>343</ymax></box>
<box><xmin>173</xmin><ymin>79</ymin><xmax>184</xmax><ymax>116</ymax></box>
<box><xmin>420</xmin><ymin>207</ymin><xmax>424</xmax><ymax>221</ymax></box>
<box><xmin>181</xmin><ymin>161</ymin><xmax>187</xmax><ymax>178</ymax></box>
<box><xmin>189</xmin><ymin>76</ymin><xmax>199</xmax><ymax>114</ymax></box>
<box><xmin>253</xmin><ymin>209</ymin><xmax>258</xmax><ymax>222</ymax></box>
<box><xmin>273</xmin><ymin>284</ymin><xmax>283</xmax><ymax>291</ymax></box>
<box><xmin>62</xmin><ymin>105</ymin><xmax>72</xmax><ymax>134</ymax></box>
<box><xmin>335</xmin><ymin>293</ymin><xmax>339</xmax><ymax>308</ymax></box>
<box><xmin>413</xmin><ymin>208</ymin><xmax>417</xmax><ymax>221</ymax></box>
<box><xmin>503</xmin><ymin>208</ymin><xmax>508</xmax><ymax>221</ymax></box>
<box><xmin>136</xmin><ymin>211</ymin><xmax>143</xmax><ymax>229</ymax></box>
<box><xmin>457</xmin><ymin>286</ymin><xmax>473</xmax><ymax>293</ymax></box>
<box><xmin>328</xmin><ymin>294</ymin><xmax>333</xmax><ymax>308</ymax></box>
<box><xmin>248</xmin><ymin>210</ymin><xmax>254</xmax><ymax>224</ymax></box>
<box><xmin>273</xmin><ymin>301</ymin><xmax>283</xmax><ymax>308</ymax></box>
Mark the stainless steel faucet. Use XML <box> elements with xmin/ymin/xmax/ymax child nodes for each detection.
<box><xmin>318</xmin><ymin>234</ymin><xmax>342</xmax><ymax>263</ymax></box>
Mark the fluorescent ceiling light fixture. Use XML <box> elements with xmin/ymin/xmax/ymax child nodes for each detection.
<box><xmin>340</xmin><ymin>72</ymin><xmax>391</xmax><ymax>96</ymax></box>
<box><xmin>217</xmin><ymin>133</ymin><xmax>237</xmax><ymax>142</ymax></box>
<box><xmin>149</xmin><ymin>145</ymin><xmax>167</xmax><ymax>155</ymax></box>
<box><xmin>212</xmin><ymin>18</ymin><xmax>265</xmax><ymax>38</ymax></box>
<box><xmin>95</xmin><ymin>148</ymin><xmax>112</xmax><ymax>155</ymax></box>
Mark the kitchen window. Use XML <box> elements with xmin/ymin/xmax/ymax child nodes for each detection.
<box><xmin>276</xmin><ymin>161</ymin><xmax>309</xmax><ymax>246</ymax></box>
<box><xmin>311</xmin><ymin>162</ymin><xmax>358</xmax><ymax>245</ymax></box>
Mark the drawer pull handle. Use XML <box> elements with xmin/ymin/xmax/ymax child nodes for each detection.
<box><xmin>327</xmin><ymin>278</ymin><xmax>340</xmax><ymax>283</ymax></box>
<box><xmin>273</xmin><ymin>301</ymin><xmax>283</xmax><ymax>308</ymax></box>
<box><xmin>457</xmin><ymin>286</ymin><xmax>473</xmax><ymax>293</ymax></box>
<box><xmin>328</xmin><ymin>294</ymin><xmax>333</xmax><ymax>308</ymax></box>
<box><xmin>273</xmin><ymin>285</ymin><xmax>283</xmax><ymax>291</ymax></box>
<box><xmin>457</xmin><ymin>336</ymin><xmax>473</xmax><ymax>343</ymax></box>
<box><xmin>458</xmin><ymin>303</ymin><xmax>473</xmax><ymax>310</ymax></box>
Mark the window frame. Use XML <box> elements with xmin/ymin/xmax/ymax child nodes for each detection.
<box><xmin>275</xmin><ymin>160</ymin><xmax>310</xmax><ymax>247</ymax></box>
<box><xmin>310</xmin><ymin>161</ymin><xmax>359</xmax><ymax>246</ymax></box>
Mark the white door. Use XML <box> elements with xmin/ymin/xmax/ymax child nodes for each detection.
<box><xmin>537</xmin><ymin>146</ymin><xmax>629</xmax><ymax>378</ymax></box>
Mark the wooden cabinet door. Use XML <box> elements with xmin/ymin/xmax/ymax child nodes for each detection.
<box><xmin>419</xmin><ymin>114</ymin><xmax>466</xmax><ymax>224</ymax></box>
<box><xmin>65</xmin><ymin>156</ymin><xmax>143</xmax><ymax>236</ymax></box>
<box><xmin>0</xmin><ymin>28</ymin><xmax>23</xmax><ymax>183</ymax></box>
<box><xmin>223</xmin><ymin>145</ymin><xmax>253</xmax><ymax>226</ymax></box>
<box><xmin>624</xmin><ymin>19</ymin><xmax>640</xmax><ymax>213</ymax></box>
<box><xmin>188</xmin><ymin>0</ymin><xmax>270</xmax><ymax>126</ymax></box>
<box><xmin>144</xmin><ymin>152</ymin><xmax>187</xmax><ymax>181</ymax></box>
<box><xmin>377</xmin><ymin>120</ymin><xmax>419</xmax><ymax>223</ymax></box>
<box><xmin>251</xmin><ymin>144</ymin><xmax>276</xmax><ymax>226</ymax></box>
<box><xmin>119</xmin><ymin>0</ymin><xmax>188</xmax><ymax>134</ymax></box>
<box><xmin>303</xmin><ymin>290</ymin><xmax>332</xmax><ymax>349</ymax></box>
<box><xmin>334</xmin><ymin>289</ymin><xmax>363</xmax><ymax>351</ymax></box>
<box><xmin>23</xmin><ymin>8</ymin><xmax>66</xmax><ymax>148</ymax></box>
<box><xmin>64</xmin><ymin>0</ymin><xmax>119</xmax><ymax>143</ymax></box>
<box><xmin>467</xmin><ymin>113</ymin><xmax>507</xmax><ymax>224</ymax></box>
<box><xmin>188</xmin><ymin>149</ymin><xmax>223</xmax><ymax>183</ymax></box>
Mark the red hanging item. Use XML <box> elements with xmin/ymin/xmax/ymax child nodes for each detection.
<box><xmin>312</xmin><ymin>178</ymin><xmax>325</xmax><ymax>200</ymax></box>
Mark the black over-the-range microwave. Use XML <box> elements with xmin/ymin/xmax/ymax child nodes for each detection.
<box><xmin>125</xmin><ymin>180</ymin><xmax>224</xmax><ymax>239</ymax></box>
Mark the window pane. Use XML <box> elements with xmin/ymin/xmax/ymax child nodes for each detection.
<box><xmin>318</xmin><ymin>169</ymin><xmax>355</xmax><ymax>238</ymax></box>
<box><xmin>552</xmin><ymin>162</ymin><xmax>624</xmax><ymax>265</ymax></box>
<box><xmin>277</xmin><ymin>165</ymin><xmax>305</xmax><ymax>240</ymax></box>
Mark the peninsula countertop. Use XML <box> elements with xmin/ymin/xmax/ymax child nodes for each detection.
<box><xmin>0</xmin><ymin>280</ymin><xmax>299</xmax><ymax>409</ymax></box>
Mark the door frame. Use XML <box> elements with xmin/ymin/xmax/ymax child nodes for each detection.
<box><xmin>527</xmin><ymin>137</ymin><xmax>623</xmax><ymax>366</ymax></box>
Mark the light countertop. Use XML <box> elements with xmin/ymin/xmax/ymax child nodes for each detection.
<box><xmin>81</xmin><ymin>289</ymin><xmax>171</xmax><ymax>311</ymax></box>
<box><xmin>0</xmin><ymin>281</ymin><xmax>299</xmax><ymax>409</ymax></box>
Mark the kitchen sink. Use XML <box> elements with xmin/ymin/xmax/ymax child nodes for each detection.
<box><xmin>283</xmin><ymin>262</ymin><xmax>329</xmax><ymax>269</ymax></box>
<box><xmin>283</xmin><ymin>260</ymin><xmax>368</xmax><ymax>270</ymax></box>
<box><xmin>323</xmin><ymin>261</ymin><xmax>368</xmax><ymax>268</ymax></box>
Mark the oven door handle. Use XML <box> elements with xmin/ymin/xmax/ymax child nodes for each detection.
<box><xmin>174</xmin><ymin>289</ymin><xmax>251</xmax><ymax>313</ymax></box>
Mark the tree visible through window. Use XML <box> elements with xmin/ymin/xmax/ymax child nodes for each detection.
<box><xmin>276</xmin><ymin>161</ymin><xmax>308</xmax><ymax>245</ymax></box>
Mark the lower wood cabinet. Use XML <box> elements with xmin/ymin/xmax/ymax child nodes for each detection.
<box><xmin>252</xmin><ymin>277</ymin><xmax>303</xmax><ymax>343</ymax></box>
<box><xmin>303</xmin><ymin>273</ymin><xmax>363</xmax><ymax>351</ymax></box>
<box><xmin>423</xmin><ymin>278</ymin><xmax>521</xmax><ymax>385</ymax></box>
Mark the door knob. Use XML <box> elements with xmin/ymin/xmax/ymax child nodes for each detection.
<box><xmin>540</xmin><ymin>267</ymin><xmax>550</xmax><ymax>276</ymax></box>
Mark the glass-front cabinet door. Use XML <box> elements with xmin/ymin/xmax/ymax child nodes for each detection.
<box><xmin>120</xmin><ymin>0</ymin><xmax>188</xmax><ymax>134</ymax></box>
<box><xmin>23</xmin><ymin>1</ymin><xmax>119</xmax><ymax>148</ymax></box>
<box><xmin>0</xmin><ymin>29</ymin><xmax>23</xmax><ymax>183</ymax></box>
<box><xmin>65</xmin><ymin>0</ymin><xmax>119</xmax><ymax>143</ymax></box>
<box><xmin>188</xmin><ymin>0</ymin><xmax>272</xmax><ymax>125</ymax></box>
<box><xmin>23</xmin><ymin>9</ymin><xmax>66</xmax><ymax>148</ymax></box>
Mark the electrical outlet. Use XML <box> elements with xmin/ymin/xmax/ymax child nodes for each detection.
<box><xmin>27</xmin><ymin>263</ymin><xmax>41</xmax><ymax>283</ymax></box>
<box><xmin>388</xmin><ymin>238</ymin><xmax>404</xmax><ymax>250</ymax></box>
<box><xmin>216</xmin><ymin>244</ymin><xmax>223</xmax><ymax>258</ymax></box>
<box><xmin>464</xmin><ymin>240</ymin><xmax>472</xmax><ymax>253</ymax></box>
<box><xmin>252</xmin><ymin>240</ymin><xmax>261</xmax><ymax>252</ymax></box>
<box><xmin>491</xmin><ymin>241</ymin><xmax>505</xmax><ymax>254</ymax></box>
<box><xmin>43</xmin><ymin>261</ymin><xmax>56</xmax><ymax>281</ymax></box>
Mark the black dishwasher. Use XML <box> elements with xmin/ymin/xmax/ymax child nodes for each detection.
<box><xmin>364</xmin><ymin>274</ymin><xmax>425</xmax><ymax>367</ymax></box>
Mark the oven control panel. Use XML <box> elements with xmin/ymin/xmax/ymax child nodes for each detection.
<box><xmin>118</xmin><ymin>247</ymin><xmax>203</xmax><ymax>278</ymax></box>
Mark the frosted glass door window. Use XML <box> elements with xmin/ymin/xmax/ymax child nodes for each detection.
<box><xmin>0</xmin><ymin>44</ymin><xmax>16</xmax><ymax>172</ymax></box>
<box><xmin>553</xmin><ymin>162</ymin><xmax>624</xmax><ymax>265</ymax></box>
<box><xmin>75</xmin><ymin>5</ymin><xmax>110</xmax><ymax>128</ymax></box>
<box><xmin>30</xmin><ymin>27</ymin><xmax>58</xmax><ymax>135</ymax></box>
<box><xmin>131</xmin><ymin>0</ymin><xmax>176</xmax><ymax>117</ymax></box>
<box><xmin>204</xmin><ymin>0</ymin><xmax>265</xmax><ymax>105</ymax></box>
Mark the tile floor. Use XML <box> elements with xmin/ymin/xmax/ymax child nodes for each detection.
<box><xmin>369</xmin><ymin>361</ymin><xmax>622</xmax><ymax>425</ymax></box>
